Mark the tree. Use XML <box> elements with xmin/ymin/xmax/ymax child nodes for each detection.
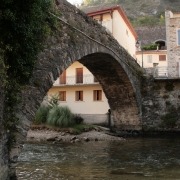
<box><xmin>0</xmin><ymin>0</ymin><xmax>54</xmax><ymax>84</ymax></box>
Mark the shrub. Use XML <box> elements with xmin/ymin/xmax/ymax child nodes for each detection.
<box><xmin>47</xmin><ymin>106</ymin><xmax>74</xmax><ymax>127</ymax></box>
<box><xmin>34</xmin><ymin>105</ymin><xmax>51</xmax><ymax>124</ymax></box>
<box><xmin>73</xmin><ymin>114</ymin><xmax>84</xmax><ymax>124</ymax></box>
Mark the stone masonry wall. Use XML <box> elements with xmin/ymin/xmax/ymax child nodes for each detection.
<box><xmin>165</xmin><ymin>10</ymin><xmax>180</xmax><ymax>77</ymax></box>
<box><xmin>0</xmin><ymin>85</ymin><xmax>9</xmax><ymax>180</ymax></box>
<box><xmin>142</xmin><ymin>77</ymin><xmax>180</xmax><ymax>131</ymax></box>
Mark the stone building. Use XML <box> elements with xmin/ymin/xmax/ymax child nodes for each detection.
<box><xmin>165</xmin><ymin>10</ymin><xmax>180</xmax><ymax>78</ymax></box>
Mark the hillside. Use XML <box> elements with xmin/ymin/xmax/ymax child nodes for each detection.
<box><xmin>80</xmin><ymin>0</ymin><xmax>180</xmax><ymax>26</ymax></box>
<box><xmin>117</xmin><ymin>0</ymin><xmax>180</xmax><ymax>19</ymax></box>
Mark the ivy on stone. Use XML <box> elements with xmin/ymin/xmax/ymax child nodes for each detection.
<box><xmin>0</xmin><ymin>0</ymin><xmax>55</xmax><ymax>84</ymax></box>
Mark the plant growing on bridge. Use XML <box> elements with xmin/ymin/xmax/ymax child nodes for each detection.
<box><xmin>0</xmin><ymin>0</ymin><xmax>56</xmax><ymax>150</ymax></box>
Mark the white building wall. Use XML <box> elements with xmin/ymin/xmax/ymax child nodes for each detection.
<box><xmin>48</xmin><ymin>85</ymin><xmax>109</xmax><ymax>114</ymax></box>
<box><xmin>49</xmin><ymin>61</ymin><xmax>110</xmax><ymax>115</ymax></box>
<box><xmin>112</xmin><ymin>10</ymin><xmax>136</xmax><ymax>58</ymax></box>
<box><xmin>136</xmin><ymin>51</ymin><xmax>167</xmax><ymax>68</ymax></box>
<box><xmin>92</xmin><ymin>10</ymin><xmax>136</xmax><ymax>58</ymax></box>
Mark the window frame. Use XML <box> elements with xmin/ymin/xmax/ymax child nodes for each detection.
<box><xmin>59</xmin><ymin>91</ymin><xmax>66</xmax><ymax>101</ymax></box>
<box><xmin>75</xmin><ymin>91</ymin><xmax>83</xmax><ymax>101</ymax></box>
<box><xmin>159</xmin><ymin>55</ymin><xmax>166</xmax><ymax>61</ymax></box>
<box><xmin>76</xmin><ymin>68</ymin><xmax>83</xmax><ymax>84</ymax></box>
<box><xmin>93</xmin><ymin>90</ymin><xmax>102</xmax><ymax>101</ymax></box>
<box><xmin>147</xmin><ymin>55</ymin><xmax>152</xmax><ymax>63</ymax></box>
<box><xmin>60</xmin><ymin>70</ymin><xmax>66</xmax><ymax>84</ymax></box>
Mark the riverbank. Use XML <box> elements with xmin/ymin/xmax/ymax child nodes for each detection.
<box><xmin>27</xmin><ymin>125</ymin><xmax>125</xmax><ymax>143</ymax></box>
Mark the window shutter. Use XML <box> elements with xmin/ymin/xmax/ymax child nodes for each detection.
<box><xmin>60</xmin><ymin>71</ymin><xmax>66</xmax><ymax>84</ymax></box>
<box><xmin>159</xmin><ymin>55</ymin><xmax>166</xmax><ymax>61</ymax></box>
<box><xmin>76</xmin><ymin>68</ymin><xmax>83</xmax><ymax>83</ymax></box>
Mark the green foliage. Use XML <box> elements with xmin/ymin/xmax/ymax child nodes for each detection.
<box><xmin>73</xmin><ymin>114</ymin><xmax>84</xmax><ymax>124</ymax></box>
<box><xmin>71</xmin><ymin>124</ymin><xmax>95</xmax><ymax>134</ymax></box>
<box><xmin>0</xmin><ymin>0</ymin><xmax>55</xmax><ymax>84</ymax></box>
<box><xmin>0</xmin><ymin>0</ymin><xmax>56</xmax><ymax>150</ymax></box>
<box><xmin>34</xmin><ymin>105</ymin><xmax>51</xmax><ymax>124</ymax></box>
<box><xmin>47</xmin><ymin>106</ymin><xmax>74</xmax><ymax>127</ymax></box>
<box><xmin>142</xmin><ymin>43</ymin><xmax>157</xmax><ymax>50</ymax></box>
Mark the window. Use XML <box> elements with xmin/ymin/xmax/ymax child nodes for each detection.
<box><xmin>147</xmin><ymin>55</ymin><xmax>152</xmax><ymax>63</ymax></box>
<box><xmin>159</xmin><ymin>55</ymin><xmax>166</xmax><ymax>61</ymax></box>
<box><xmin>76</xmin><ymin>68</ymin><xmax>83</xmax><ymax>84</ymax></box>
<box><xmin>75</xmin><ymin>91</ymin><xmax>83</xmax><ymax>101</ymax></box>
<box><xmin>93</xmin><ymin>90</ymin><xmax>102</xmax><ymax>101</ymax></box>
<box><xmin>60</xmin><ymin>70</ymin><xmax>66</xmax><ymax>84</ymax></box>
<box><xmin>177</xmin><ymin>29</ymin><xmax>180</xmax><ymax>46</ymax></box>
<box><xmin>59</xmin><ymin>91</ymin><xmax>66</xmax><ymax>101</ymax></box>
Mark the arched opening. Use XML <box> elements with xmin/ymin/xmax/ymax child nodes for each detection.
<box><xmin>44</xmin><ymin>52</ymin><xmax>141</xmax><ymax>130</ymax></box>
<box><xmin>154</xmin><ymin>40</ymin><xmax>166</xmax><ymax>50</ymax></box>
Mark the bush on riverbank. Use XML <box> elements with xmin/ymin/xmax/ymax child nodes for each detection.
<box><xmin>47</xmin><ymin>105</ymin><xmax>75</xmax><ymax>127</ymax></box>
<box><xmin>34</xmin><ymin>105</ymin><xmax>51</xmax><ymax>125</ymax></box>
<box><xmin>34</xmin><ymin>95</ymin><xmax>84</xmax><ymax>128</ymax></box>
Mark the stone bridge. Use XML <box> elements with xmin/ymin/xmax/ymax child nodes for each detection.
<box><xmin>16</xmin><ymin>0</ymin><xmax>144</xmax><ymax>139</ymax></box>
<box><xmin>1</xmin><ymin>0</ymin><xmax>180</xmax><ymax>179</ymax></box>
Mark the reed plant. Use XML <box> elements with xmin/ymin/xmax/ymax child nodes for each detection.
<box><xmin>47</xmin><ymin>105</ymin><xmax>74</xmax><ymax>127</ymax></box>
<box><xmin>34</xmin><ymin>105</ymin><xmax>51</xmax><ymax>124</ymax></box>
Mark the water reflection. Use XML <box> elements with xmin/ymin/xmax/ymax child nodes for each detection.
<box><xmin>16</xmin><ymin>137</ymin><xmax>180</xmax><ymax>179</ymax></box>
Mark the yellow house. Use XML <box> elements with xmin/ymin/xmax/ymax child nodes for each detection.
<box><xmin>83</xmin><ymin>4</ymin><xmax>137</xmax><ymax>58</ymax></box>
<box><xmin>48</xmin><ymin>4</ymin><xmax>137</xmax><ymax>125</ymax></box>
<box><xmin>48</xmin><ymin>61</ymin><xmax>110</xmax><ymax>125</ymax></box>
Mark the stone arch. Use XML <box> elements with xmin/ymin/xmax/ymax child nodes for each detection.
<box><xmin>15</xmin><ymin>0</ymin><xmax>144</xmax><ymax>142</ymax></box>
<box><xmin>0</xmin><ymin>1</ymin><xmax>151</xmax><ymax>178</ymax></box>
<box><xmin>79</xmin><ymin>52</ymin><xmax>142</xmax><ymax>129</ymax></box>
<box><xmin>8</xmin><ymin>1</ymin><xmax>145</xmax><ymax>173</ymax></box>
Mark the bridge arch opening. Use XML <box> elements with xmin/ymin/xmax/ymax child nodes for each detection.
<box><xmin>45</xmin><ymin>52</ymin><xmax>141</xmax><ymax>130</ymax></box>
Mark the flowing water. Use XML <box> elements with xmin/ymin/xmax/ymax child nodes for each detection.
<box><xmin>16</xmin><ymin>137</ymin><xmax>180</xmax><ymax>180</ymax></box>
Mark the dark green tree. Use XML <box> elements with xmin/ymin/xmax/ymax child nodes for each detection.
<box><xmin>0</xmin><ymin>0</ymin><xmax>56</xmax><ymax>150</ymax></box>
<box><xmin>0</xmin><ymin>0</ymin><xmax>54</xmax><ymax>84</ymax></box>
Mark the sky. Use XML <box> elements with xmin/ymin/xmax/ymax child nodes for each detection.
<box><xmin>67</xmin><ymin>0</ymin><xmax>83</xmax><ymax>5</ymax></box>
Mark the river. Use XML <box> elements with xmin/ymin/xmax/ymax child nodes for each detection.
<box><xmin>16</xmin><ymin>137</ymin><xmax>180</xmax><ymax>179</ymax></box>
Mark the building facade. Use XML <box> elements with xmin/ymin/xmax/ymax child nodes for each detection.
<box><xmin>83</xmin><ymin>4</ymin><xmax>137</xmax><ymax>58</ymax></box>
<box><xmin>165</xmin><ymin>10</ymin><xmax>180</xmax><ymax>77</ymax></box>
<box><xmin>48</xmin><ymin>61</ymin><xmax>110</xmax><ymax>125</ymax></box>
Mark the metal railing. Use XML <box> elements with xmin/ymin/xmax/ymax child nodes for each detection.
<box><xmin>153</xmin><ymin>66</ymin><xmax>168</xmax><ymax>78</ymax></box>
<box><xmin>54</xmin><ymin>74</ymin><xmax>99</xmax><ymax>86</ymax></box>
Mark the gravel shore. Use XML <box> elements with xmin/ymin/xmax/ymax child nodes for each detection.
<box><xmin>27</xmin><ymin>128</ymin><xmax>125</xmax><ymax>143</ymax></box>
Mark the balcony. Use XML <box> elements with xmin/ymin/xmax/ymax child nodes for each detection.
<box><xmin>54</xmin><ymin>74</ymin><xmax>99</xmax><ymax>86</ymax></box>
<box><xmin>153</xmin><ymin>66</ymin><xmax>180</xmax><ymax>79</ymax></box>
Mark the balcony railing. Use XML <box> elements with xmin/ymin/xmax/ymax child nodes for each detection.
<box><xmin>153</xmin><ymin>66</ymin><xmax>169</xmax><ymax>78</ymax></box>
<box><xmin>153</xmin><ymin>66</ymin><xmax>180</xmax><ymax>79</ymax></box>
<box><xmin>54</xmin><ymin>74</ymin><xmax>99</xmax><ymax>86</ymax></box>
